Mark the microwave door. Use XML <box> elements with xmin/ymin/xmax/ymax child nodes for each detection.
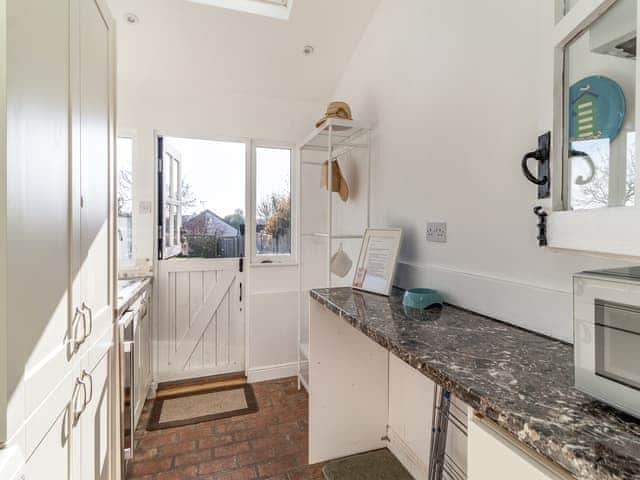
<box><xmin>595</xmin><ymin>301</ymin><xmax>640</xmax><ymax>391</ymax></box>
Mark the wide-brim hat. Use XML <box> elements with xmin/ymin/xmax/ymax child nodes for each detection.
<box><xmin>316</xmin><ymin>101</ymin><xmax>353</xmax><ymax>128</ymax></box>
<box><xmin>321</xmin><ymin>159</ymin><xmax>349</xmax><ymax>202</ymax></box>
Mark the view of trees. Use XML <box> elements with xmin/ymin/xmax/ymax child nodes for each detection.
<box><xmin>257</xmin><ymin>192</ymin><xmax>291</xmax><ymax>254</ymax></box>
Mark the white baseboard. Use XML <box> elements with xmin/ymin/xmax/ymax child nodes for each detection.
<box><xmin>387</xmin><ymin>427</ymin><xmax>428</xmax><ymax>480</ymax></box>
<box><xmin>247</xmin><ymin>361</ymin><xmax>298</xmax><ymax>384</ymax></box>
<box><xmin>395</xmin><ymin>261</ymin><xmax>573</xmax><ymax>343</ymax></box>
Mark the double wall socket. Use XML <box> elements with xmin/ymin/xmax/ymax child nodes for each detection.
<box><xmin>426</xmin><ymin>222</ymin><xmax>447</xmax><ymax>242</ymax></box>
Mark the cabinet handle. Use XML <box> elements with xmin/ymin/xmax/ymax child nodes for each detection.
<box><xmin>72</xmin><ymin>308</ymin><xmax>87</xmax><ymax>352</ymax></box>
<box><xmin>81</xmin><ymin>302</ymin><xmax>93</xmax><ymax>338</ymax></box>
<box><xmin>81</xmin><ymin>370</ymin><xmax>93</xmax><ymax>407</ymax></box>
<box><xmin>73</xmin><ymin>378</ymin><xmax>88</xmax><ymax>423</ymax></box>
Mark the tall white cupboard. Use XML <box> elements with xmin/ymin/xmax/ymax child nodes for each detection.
<box><xmin>0</xmin><ymin>0</ymin><xmax>117</xmax><ymax>479</ymax></box>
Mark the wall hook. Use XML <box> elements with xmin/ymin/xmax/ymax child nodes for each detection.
<box><xmin>533</xmin><ymin>206</ymin><xmax>548</xmax><ymax>247</ymax></box>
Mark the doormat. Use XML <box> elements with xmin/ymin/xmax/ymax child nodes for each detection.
<box><xmin>322</xmin><ymin>449</ymin><xmax>413</xmax><ymax>480</ymax></box>
<box><xmin>147</xmin><ymin>384</ymin><xmax>258</xmax><ymax>430</ymax></box>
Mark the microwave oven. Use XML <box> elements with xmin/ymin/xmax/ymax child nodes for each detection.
<box><xmin>574</xmin><ymin>267</ymin><xmax>640</xmax><ymax>418</ymax></box>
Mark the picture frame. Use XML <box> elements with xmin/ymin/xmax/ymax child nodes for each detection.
<box><xmin>352</xmin><ymin>228</ymin><xmax>402</xmax><ymax>296</ymax></box>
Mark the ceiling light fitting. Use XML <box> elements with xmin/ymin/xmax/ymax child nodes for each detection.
<box><xmin>303</xmin><ymin>45</ymin><xmax>314</xmax><ymax>56</ymax></box>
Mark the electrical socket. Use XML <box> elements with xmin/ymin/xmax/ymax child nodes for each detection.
<box><xmin>426</xmin><ymin>222</ymin><xmax>447</xmax><ymax>243</ymax></box>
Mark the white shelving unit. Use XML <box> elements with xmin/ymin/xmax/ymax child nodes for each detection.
<box><xmin>297</xmin><ymin>118</ymin><xmax>371</xmax><ymax>391</ymax></box>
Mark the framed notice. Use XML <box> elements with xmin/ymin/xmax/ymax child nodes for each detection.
<box><xmin>352</xmin><ymin>228</ymin><xmax>402</xmax><ymax>296</ymax></box>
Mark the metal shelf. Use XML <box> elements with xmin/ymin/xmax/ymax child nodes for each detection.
<box><xmin>297</xmin><ymin>117</ymin><xmax>371</xmax><ymax>393</ymax></box>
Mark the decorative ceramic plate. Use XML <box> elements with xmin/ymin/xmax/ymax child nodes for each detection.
<box><xmin>569</xmin><ymin>75</ymin><xmax>625</xmax><ymax>141</ymax></box>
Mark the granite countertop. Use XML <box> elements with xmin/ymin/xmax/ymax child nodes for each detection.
<box><xmin>310</xmin><ymin>287</ymin><xmax>640</xmax><ymax>480</ymax></box>
<box><xmin>117</xmin><ymin>277</ymin><xmax>152</xmax><ymax>316</ymax></box>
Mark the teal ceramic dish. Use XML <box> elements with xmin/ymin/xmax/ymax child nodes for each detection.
<box><xmin>402</xmin><ymin>288</ymin><xmax>443</xmax><ymax>309</ymax></box>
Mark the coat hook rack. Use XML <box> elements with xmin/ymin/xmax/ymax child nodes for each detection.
<box><xmin>533</xmin><ymin>206</ymin><xmax>548</xmax><ymax>247</ymax></box>
<box><xmin>522</xmin><ymin>132</ymin><xmax>551</xmax><ymax>199</ymax></box>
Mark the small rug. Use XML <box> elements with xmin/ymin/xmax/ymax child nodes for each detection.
<box><xmin>147</xmin><ymin>384</ymin><xmax>258</xmax><ymax>430</ymax></box>
<box><xmin>322</xmin><ymin>449</ymin><xmax>413</xmax><ymax>480</ymax></box>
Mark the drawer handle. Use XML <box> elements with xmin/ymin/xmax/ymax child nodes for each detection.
<box><xmin>81</xmin><ymin>302</ymin><xmax>93</xmax><ymax>338</ymax></box>
<box><xmin>73</xmin><ymin>377</ymin><xmax>88</xmax><ymax>423</ymax></box>
<box><xmin>81</xmin><ymin>370</ymin><xmax>93</xmax><ymax>407</ymax></box>
<box><xmin>72</xmin><ymin>308</ymin><xmax>87</xmax><ymax>352</ymax></box>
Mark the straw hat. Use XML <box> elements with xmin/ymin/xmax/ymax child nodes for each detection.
<box><xmin>316</xmin><ymin>101</ymin><xmax>353</xmax><ymax>128</ymax></box>
<box><xmin>321</xmin><ymin>159</ymin><xmax>349</xmax><ymax>202</ymax></box>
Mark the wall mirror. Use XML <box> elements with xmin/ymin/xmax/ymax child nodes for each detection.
<box><xmin>549</xmin><ymin>0</ymin><xmax>640</xmax><ymax>256</ymax></box>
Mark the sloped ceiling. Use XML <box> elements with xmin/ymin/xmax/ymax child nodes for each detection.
<box><xmin>107</xmin><ymin>0</ymin><xmax>382</xmax><ymax>103</ymax></box>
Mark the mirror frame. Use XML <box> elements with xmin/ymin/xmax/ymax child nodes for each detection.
<box><xmin>549</xmin><ymin>0</ymin><xmax>640</xmax><ymax>257</ymax></box>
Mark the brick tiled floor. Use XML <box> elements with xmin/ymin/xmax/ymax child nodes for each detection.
<box><xmin>128</xmin><ymin>377</ymin><xmax>325</xmax><ymax>480</ymax></box>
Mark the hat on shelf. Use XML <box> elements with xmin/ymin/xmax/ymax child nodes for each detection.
<box><xmin>316</xmin><ymin>101</ymin><xmax>353</xmax><ymax>128</ymax></box>
<box><xmin>321</xmin><ymin>159</ymin><xmax>349</xmax><ymax>202</ymax></box>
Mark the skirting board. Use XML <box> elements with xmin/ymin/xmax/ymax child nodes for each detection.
<box><xmin>395</xmin><ymin>262</ymin><xmax>573</xmax><ymax>343</ymax></box>
<box><xmin>386</xmin><ymin>427</ymin><xmax>428</xmax><ymax>480</ymax></box>
<box><xmin>247</xmin><ymin>362</ymin><xmax>298</xmax><ymax>384</ymax></box>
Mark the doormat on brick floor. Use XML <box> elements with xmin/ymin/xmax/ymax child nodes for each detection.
<box><xmin>322</xmin><ymin>449</ymin><xmax>413</xmax><ymax>480</ymax></box>
<box><xmin>147</xmin><ymin>384</ymin><xmax>258</xmax><ymax>430</ymax></box>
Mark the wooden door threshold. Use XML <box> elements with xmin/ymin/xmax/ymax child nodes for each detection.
<box><xmin>156</xmin><ymin>372</ymin><xmax>246</xmax><ymax>398</ymax></box>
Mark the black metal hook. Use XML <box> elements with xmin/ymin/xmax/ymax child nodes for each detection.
<box><xmin>533</xmin><ymin>206</ymin><xmax>548</xmax><ymax>247</ymax></box>
<box><xmin>522</xmin><ymin>132</ymin><xmax>551</xmax><ymax>198</ymax></box>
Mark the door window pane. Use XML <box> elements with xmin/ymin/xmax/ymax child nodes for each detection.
<box><xmin>255</xmin><ymin>147</ymin><xmax>291</xmax><ymax>256</ymax></box>
<box><xmin>117</xmin><ymin>137</ymin><xmax>134</xmax><ymax>265</ymax></box>
<box><xmin>164</xmin><ymin>137</ymin><xmax>246</xmax><ymax>259</ymax></box>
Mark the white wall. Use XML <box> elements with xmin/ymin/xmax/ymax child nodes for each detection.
<box><xmin>331</xmin><ymin>0</ymin><xmax>635</xmax><ymax>342</ymax></box>
<box><xmin>117</xmin><ymin>86</ymin><xmax>323</xmax><ymax>378</ymax></box>
<box><xmin>108</xmin><ymin>0</ymin><xmax>384</xmax><ymax>380</ymax></box>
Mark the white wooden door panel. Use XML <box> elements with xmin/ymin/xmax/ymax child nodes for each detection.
<box><xmin>158</xmin><ymin>259</ymin><xmax>244</xmax><ymax>382</ymax></box>
<box><xmin>79</xmin><ymin>0</ymin><xmax>111</xmax><ymax>347</ymax></box>
<box><xmin>81</xmin><ymin>347</ymin><xmax>111</xmax><ymax>480</ymax></box>
<box><xmin>7</xmin><ymin>0</ymin><xmax>71</xmax><ymax>431</ymax></box>
<box><xmin>25</xmin><ymin>403</ymin><xmax>71</xmax><ymax>480</ymax></box>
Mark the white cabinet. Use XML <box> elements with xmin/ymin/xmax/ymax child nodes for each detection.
<box><xmin>0</xmin><ymin>0</ymin><xmax>116</xmax><ymax>478</ymax></box>
<box><xmin>133</xmin><ymin>288</ymin><xmax>152</xmax><ymax>425</ymax></box>
<box><xmin>468</xmin><ymin>415</ymin><xmax>572</xmax><ymax>480</ymax></box>
<box><xmin>70</xmin><ymin>0</ymin><xmax>113</xmax><ymax>358</ymax></box>
<box><xmin>388</xmin><ymin>354</ymin><xmax>468</xmax><ymax>480</ymax></box>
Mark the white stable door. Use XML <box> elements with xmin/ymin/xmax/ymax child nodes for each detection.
<box><xmin>158</xmin><ymin>258</ymin><xmax>244</xmax><ymax>382</ymax></box>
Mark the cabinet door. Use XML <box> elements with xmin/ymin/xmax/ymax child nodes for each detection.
<box><xmin>6</xmin><ymin>0</ymin><xmax>72</xmax><ymax>434</ymax></box>
<box><xmin>79</xmin><ymin>0</ymin><xmax>112</xmax><ymax>343</ymax></box>
<box><xmin>80</xmin><ymin>348</ymin><xmax>112</xmax><ymax>480</ymax></box>
<box><xmin>26</xmin><ymin>404</ymin><xmax>72</xmax><ymax>480</ymax></box>
<box><xmin>468</xmin><ymin>415</ymin><xmax>572</xmax><ymax>480</ymax></box>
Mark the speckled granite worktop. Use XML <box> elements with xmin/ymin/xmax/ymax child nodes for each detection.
<box><xmin>310</xmin><ymin>287</ymin><xmax>640</xmax><ymax>480</ymax></box>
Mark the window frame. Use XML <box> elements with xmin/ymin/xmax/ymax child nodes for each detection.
<box><xmin>116</xmin><ymin>130</ymin><xmax>136</xmax><ymax>268</ymax></box>
<box><xmin>161</xmin><ymin>142</ymin><xmax>183</xmax><ymax>259</ymax></box>
<box><xmin>250</xmin><ymin>140</ymin><xmax>297</xmax><ymax>265</ymax></box>
<box><xmin>547</xmin><ymin>0</ymin><xmax>640</xmax><ymax>256</ymax></box>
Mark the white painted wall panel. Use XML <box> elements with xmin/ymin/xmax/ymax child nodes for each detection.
<box><xmin>332</xmin><ymin>0</ymin><xmax>636</xmax><ymax>342</ymax></box>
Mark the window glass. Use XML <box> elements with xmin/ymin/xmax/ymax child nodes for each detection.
<box><xmin>255</xmin><ymin>147</ymin><xmax>292</xmax><ymax>257</ymax></box>
<box><xmin>117</xmin><ymin>137</ymin><xmax>134</xmax><ymax>265</ymax></box>
<box><xmin>563</xmin><ymin>0</ymin><xmax>636</xmax><ymax>210</ymax></box>
<box><xmin>164</xmin><ymin>136</ymin><xmax>246</xmax><ymax>259</ymax></box>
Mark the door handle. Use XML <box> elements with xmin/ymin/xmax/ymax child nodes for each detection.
<box><xmin>521</xmin><ymin>132</ymin><xmax>551</xmax><ymax>199</ymax></box>
<box><xmin>522</xmin><ymin>150</ymin><xmax>548</xmax><ymax>185</ymax></box>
